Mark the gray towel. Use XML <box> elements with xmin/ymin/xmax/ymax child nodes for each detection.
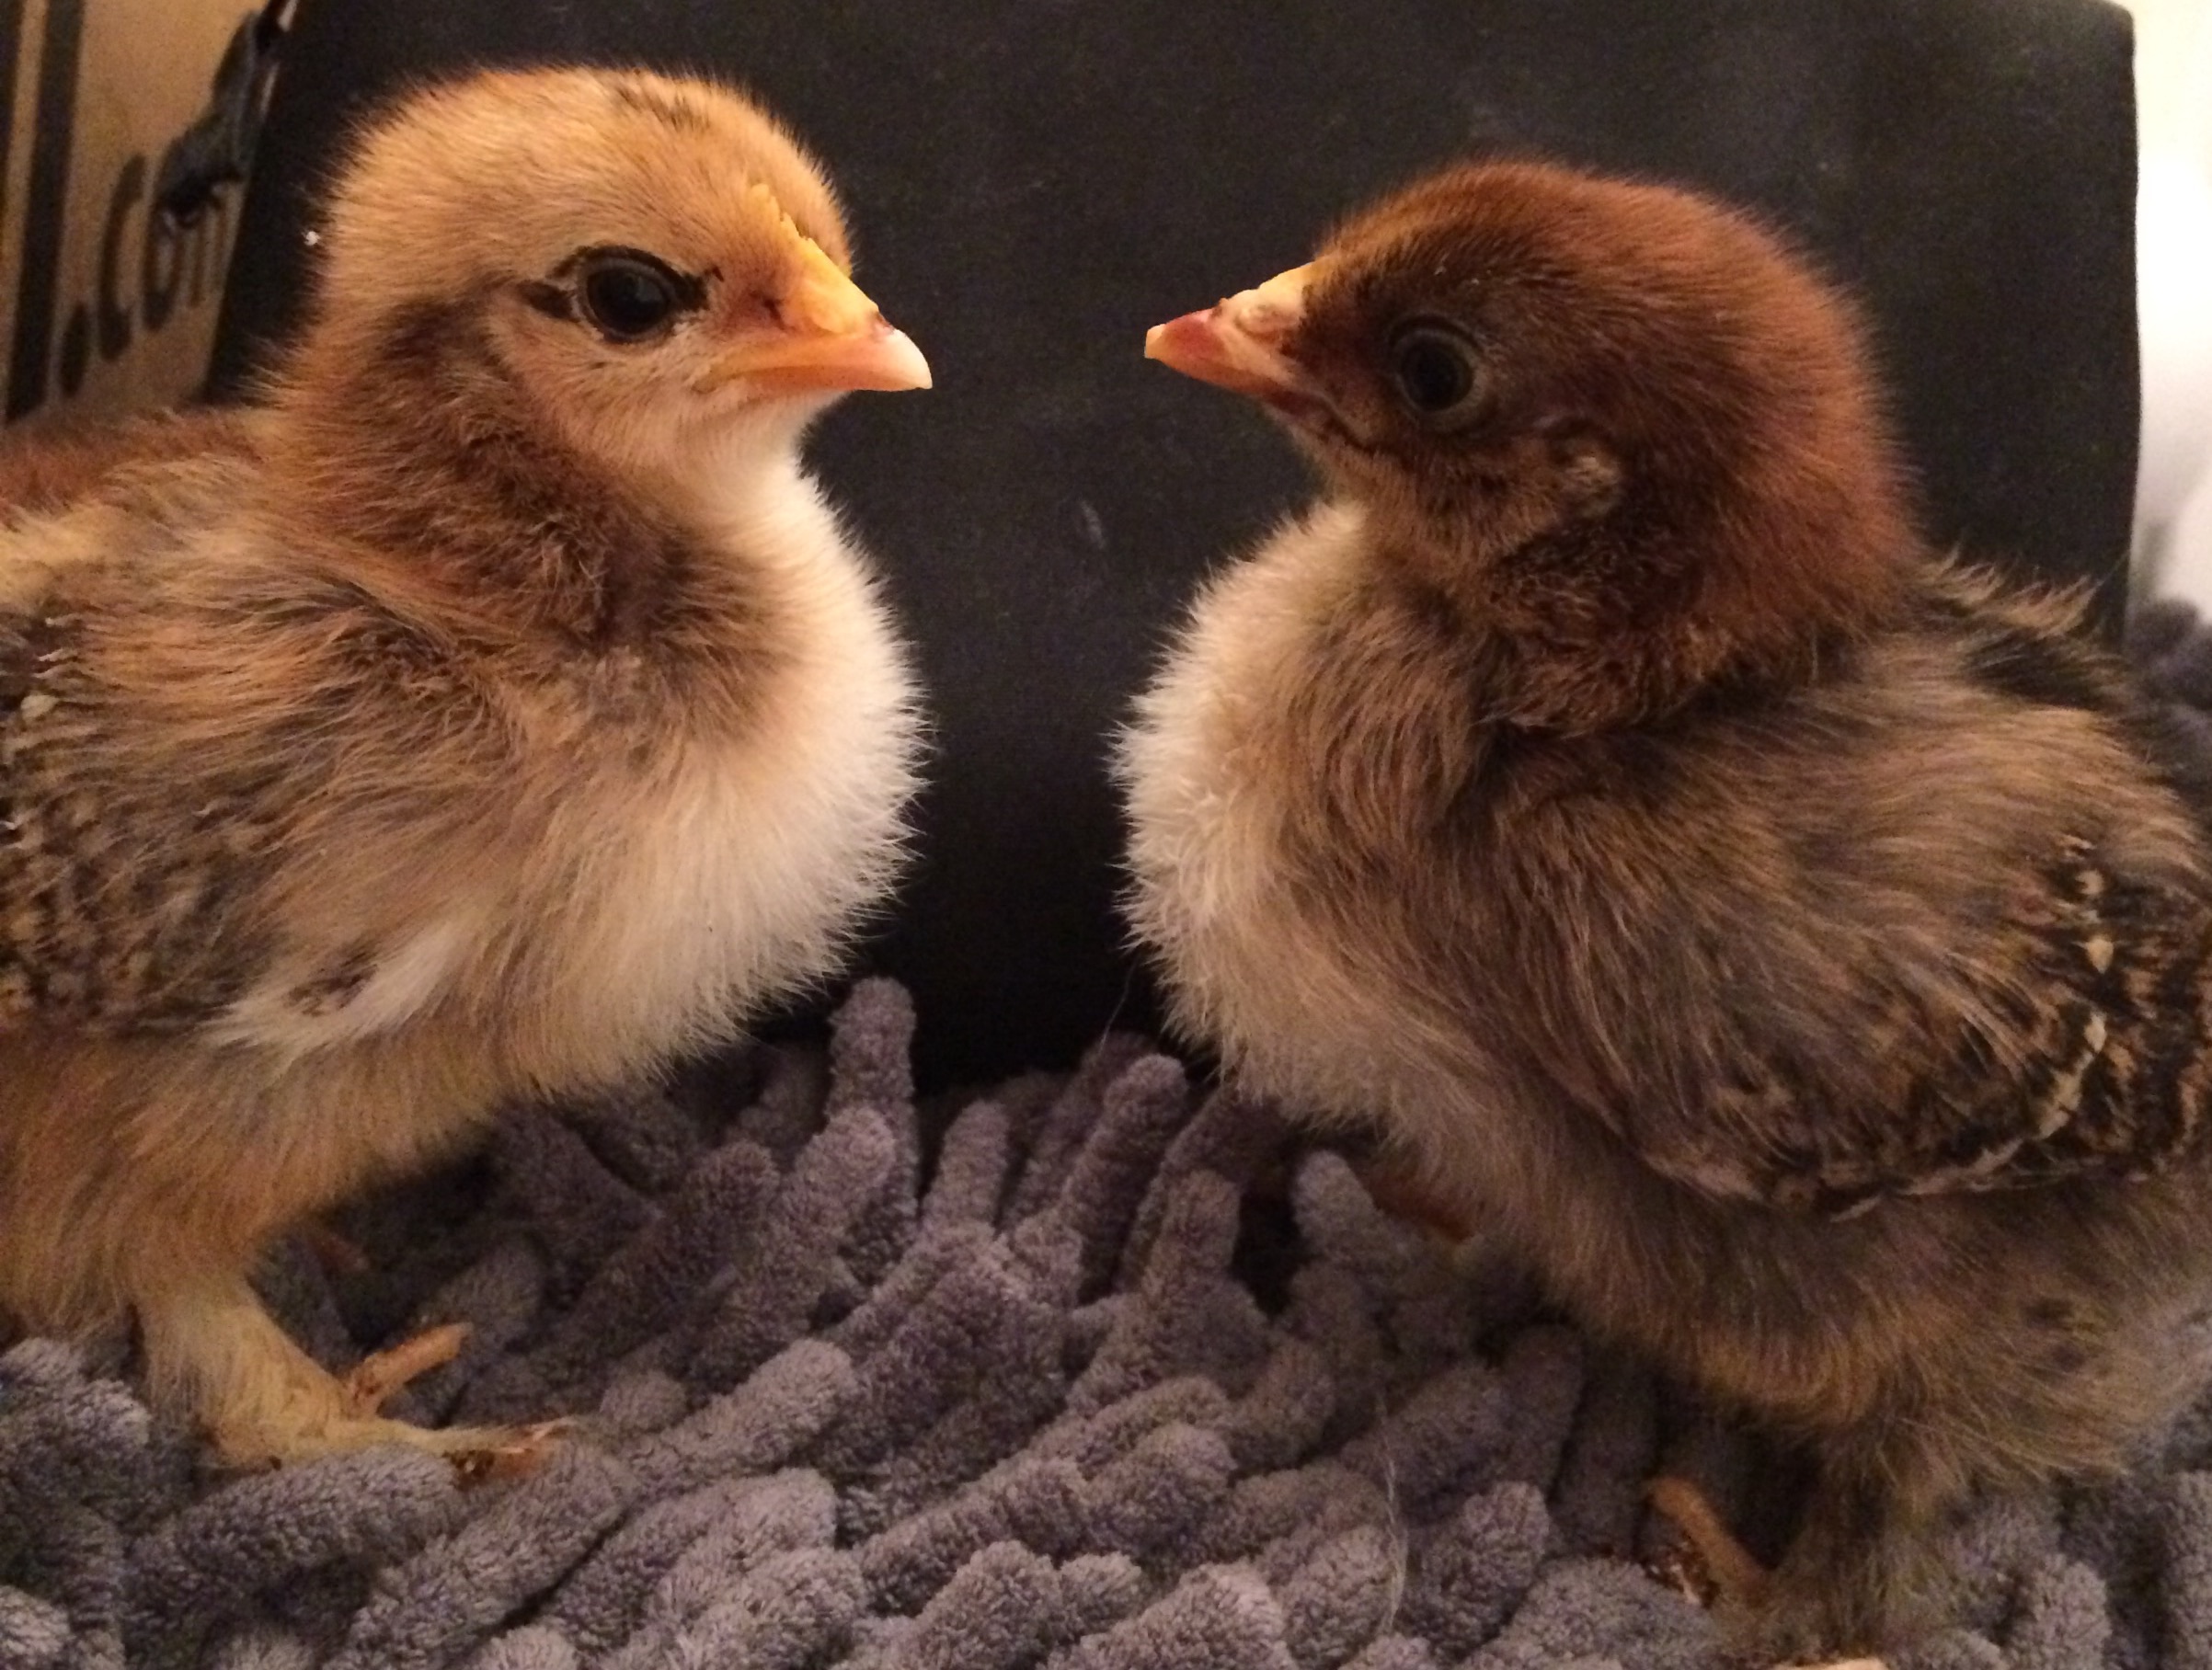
<box><xmin>12</xmin><ymin>603</ymin><xmax>2212</xmax><ymax>1670</ymax></box>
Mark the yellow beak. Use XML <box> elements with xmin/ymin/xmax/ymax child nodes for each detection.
<box><xmin>705</xmin><ymin>233</ymin><xmax>932</xmax><ymax>395</ymax></box>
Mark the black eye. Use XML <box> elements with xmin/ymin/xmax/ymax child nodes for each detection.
<box><xmin>1387</xmin><ymin>322</ymin><xmax>1485</xmax><ymax>424</ymax></box>
<box><xmin>576</xmin><ymin>251</ymin><xmax>687</xmax><ymax>342</ymax></box>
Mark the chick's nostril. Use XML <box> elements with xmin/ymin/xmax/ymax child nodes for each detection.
<box><xmin>1230</xmin><ymin>299</ymin><xmax>1297</xmax><ymax>349</ymax></box>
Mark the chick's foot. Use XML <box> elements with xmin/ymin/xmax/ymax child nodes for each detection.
<box><xmin>142</xmin><ymin>1274</ymin><xmax>566</xmax><ymax>1482</ymax></box>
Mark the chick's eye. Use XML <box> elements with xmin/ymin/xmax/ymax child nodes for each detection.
<box><xmin>1387</xmin><ymin>323</ymin><xmax>1484</xmax><ymax>423</ymax></box>
<box><xmin>577</xmin><ymin>252</ymin><xmax>685</xmax><ymax>342</ymax></box>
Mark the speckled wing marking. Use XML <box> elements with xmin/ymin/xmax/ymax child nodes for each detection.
<box><xmin>1666</xmin><ymin>836</ymin><xmax>2212</xmax><ymax>1218</ymax></box>
<box><xmin>0</xmin><ymin>602</ymin><xmax>272</xmax><ymax>1032</ymax></box>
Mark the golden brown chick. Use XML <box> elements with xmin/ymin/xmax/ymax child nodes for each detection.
<box><xmin>1120</xmin><ymin>158</ymin><xmax>2212</xmax><ymax>1658</ymax></box>
<box><xmin>0</xmin><ymin>67</ymin><xmax>926</xmax><ymax>1475</ymax></box>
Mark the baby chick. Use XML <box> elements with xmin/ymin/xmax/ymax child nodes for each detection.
<box><xmin>0</xmin><ymin>67</ymin><xmax>926</xmax><ymax>1475</ymax></box>
<box><xmin>1122</xmin><ymin>159</ymin><xmax>2212</xmax><ymax>1658</ymax></box>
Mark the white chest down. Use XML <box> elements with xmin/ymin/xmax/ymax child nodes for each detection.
<box><xmin>1117</xmin><ymin>502</ymin><xmax>1429</xmax><ymax>1120</ymax></box>
<box><xmin>213</xmin><ymin>458</ymin><xmax>922</xmax><ymax>1086</ymax></box>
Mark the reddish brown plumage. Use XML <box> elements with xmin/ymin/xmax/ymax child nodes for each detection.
<box><xmin>1125</xmin><ymin>160</ymin><xmax>2212</xmax><ymax>1656</ymax></box>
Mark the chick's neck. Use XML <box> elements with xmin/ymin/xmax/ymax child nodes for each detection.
<box><xmin>1369</xmin><ymin>449</ymin><xmax>1918</xmax><ymax>736</ymax></box>
<box><xmin>265</xmin><ymin>297</ymin><xmax>731</xmax><ymax>656</ymax></box>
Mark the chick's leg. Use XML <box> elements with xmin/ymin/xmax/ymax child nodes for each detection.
<box><xmin>138</xmin><ymin>1271</ymin><xmax>562</xmax><ymax>1480</ymax></box>
<box><xmin>4</xmin><ymin>1037</ymin><xmax>561</xmax><ymax>1477</ymax></box>
<box><xmin>1746</xmin><ymin>1450</ymin><xmax>1943</xmax><ymax>1666</ymax></box>
<box><xmin>1647</xmin><ymin>1474</ymin><xmax>1772</xmax><ymax>1611</ymax></box>
<box><xmin>1650</xmin><ymin>1467</ymin><xmax>1930</xmax><ymax>1668</ymax></box>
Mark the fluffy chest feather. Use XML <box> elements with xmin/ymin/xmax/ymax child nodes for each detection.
<box><xmin>533</xmin><ymin>585</ymin><xmax>916</xmax><ymax>1081</ymax></box>
<box><xmin>219</xmin><ymin>458</ymin><xmax>920</xmax><ymax>1089</ymax></box>
<box><xmin>1120</xmin><ymin>501</ymin><xmax>1462</xmax><ymax>1124</ymax></box>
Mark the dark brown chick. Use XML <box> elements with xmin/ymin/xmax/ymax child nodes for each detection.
<box><xmin>0</xmin><ymin>67</ymin><xmax>926</xmax><ymax>1475</ymax></box>
<box><xmin>1120</xmin><ymin>158</ymin><xmax>2212</xmax><ymax>1659</ymax></box>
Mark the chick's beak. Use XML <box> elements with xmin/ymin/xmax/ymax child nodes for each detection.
<box><xmin>1144</xmin><ymin>261</ymin><xmax>1321</xmax><ymax>411</ymax></box>
<box><xmin>705</xmin><ymin>234</ymin><xmax>931</xmax><ymax>395</ymax></box>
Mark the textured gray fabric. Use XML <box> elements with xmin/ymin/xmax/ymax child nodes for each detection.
<box><xmin>2</xmin><ymin>986</ymin><xmax>2203</xmax><ymax>1670</ymax></box>
<box><xmin>13</xmin><ymin>608</ymin><xmax>2212</xmax><ymax>1667</ymax></box>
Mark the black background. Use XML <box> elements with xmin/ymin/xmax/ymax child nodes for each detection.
<box><xmin>209</xmin><ymin>0</ymin><xmax>2141</xmax><ymax>1091</ymax></box>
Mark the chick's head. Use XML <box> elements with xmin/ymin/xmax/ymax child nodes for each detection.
<box><xmin>306</xmin><ymin>68</ymin><xmax>929</xmax><ymax>479</ymax></box>
<box><xmin>1147</xmin><ymin>162</ymin><xmax>1915</xmax><ymax>683</ymax></box>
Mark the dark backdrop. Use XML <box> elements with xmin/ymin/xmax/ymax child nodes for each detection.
<box><xmin>208</xmin><ymin>0</ymin><xmax>2141</xmax><ymax>1091</ymax></box>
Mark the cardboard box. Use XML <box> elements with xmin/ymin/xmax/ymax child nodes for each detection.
<box><xmin>0</xmin><ymin>0</ymin><xmax>267</xmax><ymax>429</ymax></box>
